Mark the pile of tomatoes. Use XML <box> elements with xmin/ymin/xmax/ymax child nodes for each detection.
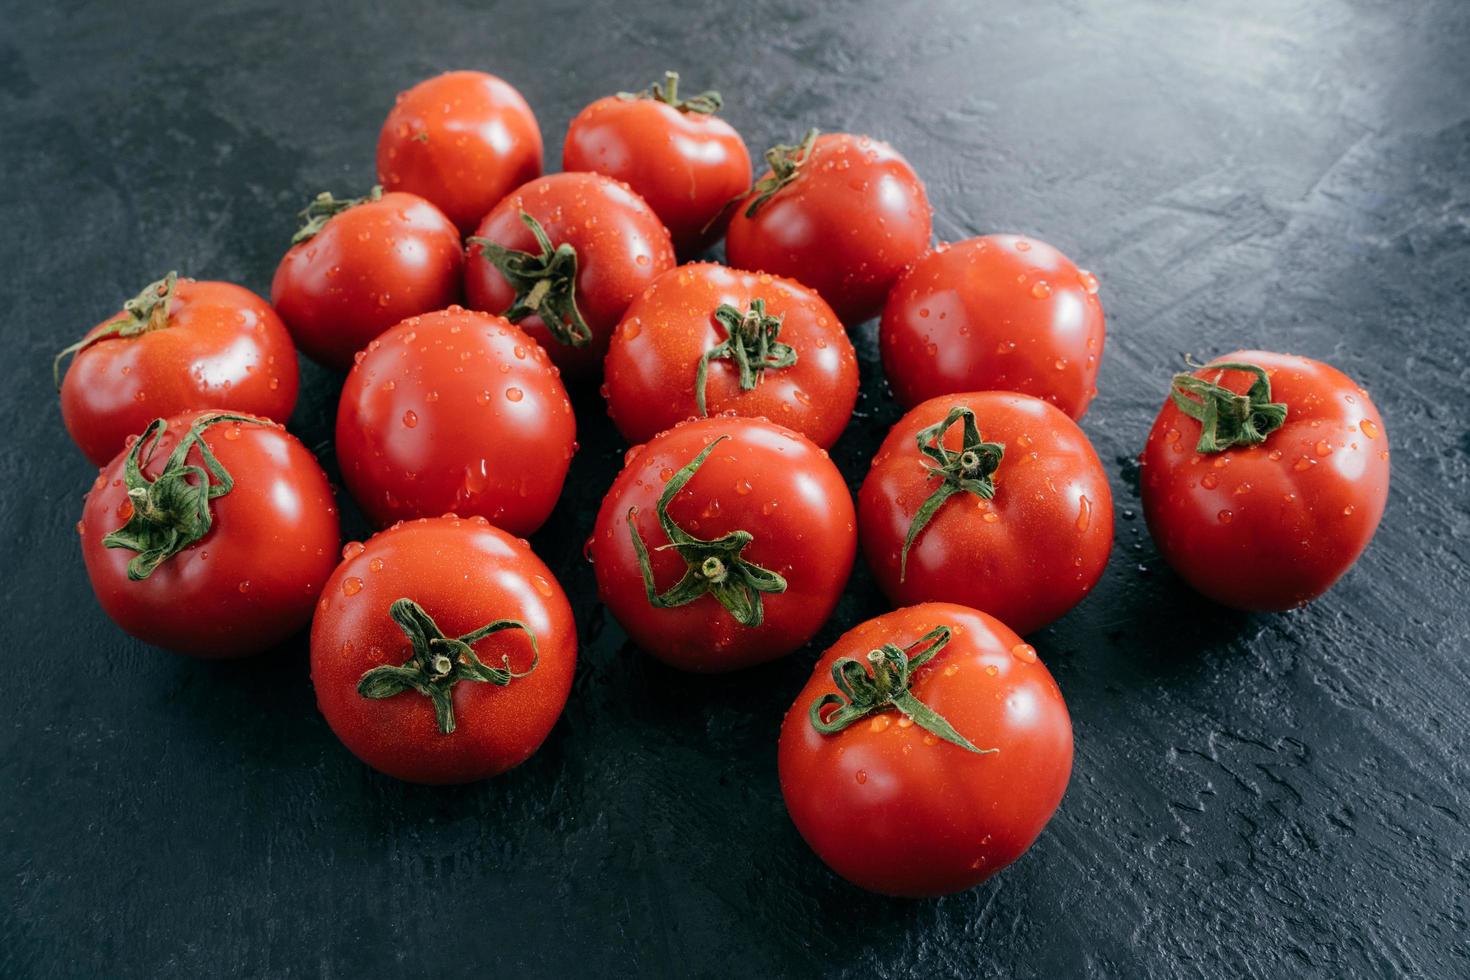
<box><xmin>59</xmin><ymin>69</ymin><xmax>1391</xmax><ymax>898</ymax></box>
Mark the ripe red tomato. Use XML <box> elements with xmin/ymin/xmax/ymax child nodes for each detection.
<box><xmin>79</xmin><ymin>410</ymin><xmax>339</xmax><ymax>657</ymax></box>
<box><xmin>778</xmin><ymin>602</ymin><xmax>1073</xmax><ymax>897</ymax></box>
<box><xmin>881</xmin><ymin>235</ymin><xmax>1105</xmax><ymax>420</ymax></box>
<box><xmin>465</xmin><ymin>172</ymin><xmax>675</xmax><ymax>380</ymax></box>
<box><xmin>588</xmin><ymin>416</ymin><xmax>855</xmax><ymax>672</ymax></box>
<box><xmin>376</xmin><ymin>70</ymin><xmax>543</xmax><ymax>233</ymax></box>
<box><xmin>311</xmin><ymin>516</ymin><xmax>576</xmax><ymax>784</ymax></box>
<box><xmin>725</xmin><ymin>131</ymin><xmax>931</xmax><ymax>325</ymax></box>
<box><xmin>859</xmin><ymin>392</ymin><xmax>1113</xmax><ymax>634</ymax></box>
<box><xmin>335</xmin><ymin>307</ymin><xmax>575</xmax><ymax>533</ymax></box>
<box><xmin>563</xmin><ymin>71</ymin><xmax>751</xmax><ymax>255</ymax></box>
<box><xmin>1140</xmin><ymin>351</ymin><xmax>1390</xmax><ymax>609</ymax></box>
<box><xmin>270</xmin><ymin>187</ymin><xmax>463</xmax><ymax>369</ymax></box>
<box><xmin>603</xmin><ymin>263</ymin><xmax>858</xmax><ymax>449</ymax></box>
<box><xmin>57</xmin><ymin>274</ymin><xmax>299</xmax><ymax>466</ymax></box>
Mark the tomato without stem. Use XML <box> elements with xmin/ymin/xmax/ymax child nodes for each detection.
<box><xmin>1140</xmin><ymin>351</ymin><xmax>1389</xmax><ymax>610</ymax></box>
<box><xmin>779</xmin><ymin>603</ymin><xmax>1073</xmax><ymax>897</ymax></box>
<box><xmin>335</xmin><ymin>307</ymin><xmax>575</xmax><ymax>534</ymax></box>
<box><xmin>881</xmin><ymin>235</ymin><xmax>1105</xmax><ymax>419</ymax></box>
<box><xmin>271</xmin><ymin>188</ymin><xmax>462</xmax><ymax>370</ymax></box>
<box><xmin>589</xmin><ymin>416</ymin><xmax>855</xmax><ymax>672</ymax></box>
<box><xmin>311</xmin><ymin>517</ymin><xmax>576</xmax><ymax>784</ymax></box>
<box><xmin>725</xmin><ymin>131</ymin><xmax>931</xmax><ymax>325</ymax></box>
<box><xmin>860</xmin><ymin>392</ymin><xmax>1113</xmax><ymax>634</ymax></box>
<box><xmin>58</xmin><ymin>275</ymin><xmax>299</xmax><ymax>466</ymax></box>
<box><xmin>79</xmin><ymin>410</ymin><xmax>339</xmax><ymax>657</ymax></box>
<box><xmin>376</xmin><ymin>70</ymin><xmax>543</xmax><ymax>233</ymax></box>
<box><xmin>603</xmin><ymin>263</ymin><xmax>858</xmax><ymax>449</ymax></box>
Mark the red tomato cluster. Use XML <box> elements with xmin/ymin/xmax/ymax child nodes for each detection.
<box><xmin>58</xmin><ymin>68</ymin><xmax>1390</xmax><ymax>900</ymax></box>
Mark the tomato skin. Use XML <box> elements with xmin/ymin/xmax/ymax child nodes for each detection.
<box><xmin>563</xmin><ymin>94</ymin><xmax>751</xmax><ymax>254</ymax></box>
<box><xmin>60</xmin><ymin>280</ymin><xmax>299</xmax><ymax>466</ymax></box>
<box><xmin>465</xmin><ymin>172</ymin><xmax>676</xmax><ymax>381</ymax></box>
<box><xmin>376</xmin><ymin>70</ymin><xmax>543</xmax><ymax>233</ymax></box>
<box><xmin>880</xmin><ymin>235</ymin><xmax>1105</xmax><ymax>420</ymax></box>
<box><xmin>270</xmin><ymin>191</ymin><xmax>463</xmax><ymax>370</ymax></box>
<box><xmin>79</xmin><ymin>411</ymin><xmax>339</xmax><ymax>658</ymax></box>
<box><xmin>589</xmin><ymin>416</ymin><xmax>855</xmax><ymax>672</ymax></box>
<box><xmin>603</xmin><ymin>263</ymin><xmax>859</xmax><ymax>449</ymax></box>
<box><xmin>859</xmin><ymin>392</ymin><xmax>1113</xmax><ymax>634</ymax></box>
<box><xmin>778</xmin><ymin>603</ymin><xmax>1073</xmax><ymax>897</ymax></box>
<box><xmin>1140</xmin><ymin>351</ymin><xmax>1390</xmax><ymax>610</ymax></box>
<box><xmin>335</xmin><ymin>307</ymin><xmax>575</xmax><ymax>534</ymax></box>
<box><xmin>725</xmin><ymin>133</ymin><xmax>931</xmax><ymax>325</ymax></box>
<box><xmin>311</xmin><ymin>517</ymin><xmax>576</xmax><ymax>784</ymax></box>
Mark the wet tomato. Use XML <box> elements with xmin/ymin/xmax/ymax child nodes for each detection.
<box><xmin>311</xmin><ymin>517</ymin><xmax>576</xmax><ymax>784</ymax></box>
<box><xmin>57</xmin><ymin>274</ymin><xmax>298</xmax><ymax>466</ymax></box>
<box><xmin>779</xmin><ymin>603</ymin><xmax>1073</xmax><ymax>896</ymax></box>
<box><xmin>603</xmin><ymin>262</ymin><xmax>858</xmax><ymax>449</ymax></box>
<box><xmin>335</xmin><ymin>307</ymin><xmax>575</xmax><ymax>534</ymax></box>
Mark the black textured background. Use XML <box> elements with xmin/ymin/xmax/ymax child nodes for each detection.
<box><xmin>4</xmin><ymin>1</ymin><xmax>1469</xmax><ymax>977</ymax></box>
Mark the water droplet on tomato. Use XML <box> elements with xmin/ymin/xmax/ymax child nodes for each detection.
<box><xmin>1011</xmin><ymin>642</ymin><xmax>1037</xmax><ymax>663</ymax></box>
<box><xmin>506</xmin><ymin>387</ymin><xmax>524</xmax><ymax>402</ymax></box>
<box><xmin>1031</xmin><ymin>280</ymin><xmax>1052</xmax><ymax>299</ymax></box>
<box><xmin>342</xmin><ymin>541</ymin><xmax>365</xmax><ymax>559</ymax></box>
<box><xmin>342</xmin><ymin>577</ymin><xmax>363</xmax><ymax>596</ymax></box>
<box><xmin>1217</xmin><ymin>509</ymin><xmax>1234</xmax><ymax>524</ymax></box>
<box><xmin>368</xmin><ymin>557</ymin><xmax>384</xmax><ymax>573</ymax></box>
<box><xmin>532</xmin><ymin>574</ymin><xmax>554</xmax><ymax>597</ymax></box>
<box><xmin>402</xmin><ymin>410</ymin><xmax>418</xmax><ymax>428</ymax></box>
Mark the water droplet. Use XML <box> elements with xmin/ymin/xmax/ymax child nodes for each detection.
<box><xmin>868</xmin><ymin>716</ymin><xmax>891</xmax><ymax>733</ymax></box>
<box><xmin>1075</xmin><ymin>494</ymin><xmax>1092</xmax><ymax>533</ymax></box>
<box><xmin>506</xmin><ymin>387</ymin><xmax>524</xmax><ymax>402</ymax></box>
<box><xmin>1360</xmin><ymin>419</ymin><xmax>1379</xmax><ymax>440</ymax></box>
<box><xmin>532</xmin><ymin>574</ymin><xmax>554</xmax><ymax>597</ymax></box>
<box><xmin>237</xmin><ymin>580</ymin><xmax>251</xmax><ymax>593</ymax></box>
<box><xmin>342</xmin><ymin>541</ymin><xmax>365</xmax><ymax>559</ymax></box>
<box><xmin>368</xmin><ymin>557</ymin><xmax>384</xmax><ymax>573</ymax></box>
<box><xmin>402</xmin><ymin>410</ymin><xmax>418</xmax><ymax>428</ymax></box>
<box><xmin>1315</xmin><ymin>440</ymin><xmax>1334</xmax><ymax>457</ymax></box>
<box><xmin>1014</xmin><ymin>239</ymin><xmax>1032</xmax><ymax>252</ymax></box>
<box><xmin>1031</xmin><ymin>280</ymin><xmax>1052</xmax><ymax>299</ymax></box>
<box><xmin>855</xmin><ymin>770</ymin><xmax>868</xmax><ymax>784</ymax></box>
<box><xmin>1078</xmin><ymin>270</ymin><xmax>1100</xmax><ymax>294</ymax></box>
<box><xmin>1011</xmin><ymin>642</ymin><xmax>1037</xmax><ymax>663</ymax></box>
<box><xmin>342</xmin><ymin>577</ymin><xmax>363</xmax><ymax>596</ymax></box>
<box><xmin>735</xmin><ymin>480</ymin><xmax>752</xmax><ymax>495</ymax></box>
<box><xmin>1217</xmin><ymin>509</ymin><xmax>1234</xmax><ymax>524</ymax></box>
<box><xmin>1201</xmin><ymin>473</ymin><xmax>1219</xmax><ymax>490</ymax></box>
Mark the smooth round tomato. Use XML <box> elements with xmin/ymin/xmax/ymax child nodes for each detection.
<box><xmin>603</xmin><ymin>263</ymin><xmax>858</xmax><ymax>449</ymax></box>
<box><xmin>588</xmin><ymin>416</ymin><xmax>855</xmax><ymax>672</ymax></box>
<box><xmin>311</xmin><ymin>517</ymin><xmax>576</xmax><ymax>784</ymax></box>
<box><xmin>335</xmin><ymin>307</ymin><xmax>575</xmax><ymax>534</ymax></box>
<box><xmin>859</xmin><ymin>392</ymin><xmax>1113</xmax><ymax>634</ymax></box>
<box><xmin>725</xmin><ymin>131</ymin><xmax>931</xmax><ymax>325</ymax></box>
<box><xmin>465</xmin><ymin>172</ymin><xmax>675</xmax><ymax>380</ymax></box>
<box><xmin>58</xmin><ymin>275</ymin><xmax>299</xmax><ymax>466</ymax></box>
<box><xmin>1140</xmin><ymin>351</ymin><xmax>1390</xmax><ymax>610</ymax></box>
<box><xmin>270</xmin><ymin>188</ymin><xmax>462</xmax><ymax>370</ymax></box>
<box><xmin>563</xmin><ymin>71</ymin><xmax>751</xmax><ymax>255</ymax></box>
<box><xmin>79</xmin><ymin>410</ymin><xmax>339</xmax><ymax>658</ymax></box>
<box><xmin>779</xmin><ymin>602</ymin><xmax>1073</xmax><ymax>897</ymax></box>
<box><xmin>881</xmin><ymin>235</ymin><xmax>1105</xmax><ymax>419</ymax></box>
<box><xmin>376</xmin><ymin>70</ymin><xmax>543</xmax><ymax>233</ymax></box>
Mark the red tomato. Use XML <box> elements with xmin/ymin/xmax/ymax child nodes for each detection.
<box><xmin>1140</xmin><ymin>351</ymin><xmax>1390</xmax><ymax>609</ymax></box>
<box><xmin>79</xmin><ymin>410</ymin><xmax>339</xmax><ymax>657</ymax></box>
<box><xmin>270</xmin><ymin>188</ymin><xmax>463</xmax><ymax>369</ymax></box>
<box><xmin>335</xmin><ymin>307</ymin><xmax>575</xmax><ymax>533</ymax></box>
<box><xmin>57</xmin><ymin>274</ymin><xmax>299</xmax><ymax>466</ymax></box>
<box><xmin>311</xmin><ymin>517</ymin><xmax>576</xmax><ymax>784</ymax></box>
<box><xmin>465</xmin><ymin>172</ymin><xmax>675</xmax><ymax>380</ymax></box>
<box><xmin>376</xmin><ymin>70</ymin><xmax>543</xmax><ymax>233</ymax></box>
<box><xmin>881</xmin><ymin>235</ymin><xmax>1105</xmax><ymax>419</ymax></box>
<box><xmin>603</xmin><ymin>263</ymin><xmax>858</xmax><ymax>448</ymax></box>
<box><xmin>588</xmin><ymin>416</ymin><xmax>855</xmax><ymax>672</ymax></box>
<box><xmin>779</xmin><ymin>603</ymin><xmax>1073</xmax><ymax>896</ymax></box>
<box><xmin>563</xmin><ymin>71</ymin><xmax>751</xmax><ymax>255</ymax></box>
<box><xmin>859</xmin><ymin>392</ymin><xmax>1113</xmax><ymax>634</ymax></box>
<box><xmin>725</xmin><ymin>131</ymin><xmax>931</xmax><ymax>325</ymax></box>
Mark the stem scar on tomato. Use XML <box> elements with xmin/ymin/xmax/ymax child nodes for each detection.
<box><xmin>626</xmin><ymin>435</ymin><xmax>788</xmax><ymax>627</ymax></box>
<box><xmin>618</xmin><ymin>70</ymin><xmax>722</xmax><ymax>115</ymax></box>
<box><xmin>1169</xmin><ymin>357</ymin><xmax>1288</xmax><ymax>453</ymax></box>
<box><xmin>468</xmin><ymin>210</ymin><xmax>592</xmax><ymax>348</ymax></box>
<box><xmin>809</xmin><ymin>625</ymin><xmax>996</xmax><ymax>754</ymax></box>
<box><xmin>53</xmin><ymin>271</ymin><xmax>180</xmax><ymax>387</ymax></box>
<box><xmin>357</xmin><ymin>598</ymin><xmax>539</xmax><ymax>735</ymax></box>
<box><xmin>900</xmin><ymin>406</ymin><xmax>1005</xmax><ymax>580</ymax></box>
<box><xmin>291</xmin><ymin>185</ymin><xmax>384</xmax><ymax>244</ymax></box>
<box><xmin>694</xmin><ymin>298</ymin><xmax>797</xmax><ymax>416</ymax></box>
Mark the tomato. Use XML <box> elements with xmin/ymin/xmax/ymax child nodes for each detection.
<box><xmin>588</xmin><ymin>416</ymin><xmax>855</xmax><ymax>671</ymax></box>
<box><xmin>335</xmin><ymin>307</ymin><xmax>575</xmax><ymax>533</ymax></box>
<box><xmin>57</xmin><ymin>274</ymin><xmax>299</xmax><ymax>466</ymax></box>
<box><xmin>465</xmin><ymin>172</ymin><xmax>675</xmax><ymax>380</ymax></box>
<box><xmin>1140</xmin><ymin>351</ymin><xmax>1390</xmax><ymax>609</ymax></box>
<box><xmin>311</xmin><ymin>517</ymin><xmax>576</xmax><ymax>784</ymax></box>
<box><xmin>725</xmin><ymin>131</ymin><xmax>931</xmax><ymax>325</ymax></box>
<box><xmin>270</xmin><ymin>187</ymin><xmax>462</xmax><ymax>369</ymax></box>
<box><xmin>376</xmin><ymin>70</ymin><xmax>543</xmax><ymax>233</ymax></box>
<box><xmin>778</xmin><ymin>602</ymin><xmax>1073</xmax><ymax>896</ymax></box>
<box><xmin>78</xmin><ymin>410</ymin><xmax>339</xmax><ymax>657</ymax></box>
<box><xmin>603</xmin><ymin>263</ymin><xmax>858</xmax><ymax>448</ymax></box>
<box><xmin>881</xmin><ymin>235</ymin><xmax>1105</xmax><ymax>419</ymax></box>
<box><xmin>563</xmin><ymin>71</ymin><xmax>751</xmax><ymax>255</ymax></box>
<box><xmin>859</xmin><ymin>392</ymin><xmax>1112</xmax><ymax>634</ymax></box>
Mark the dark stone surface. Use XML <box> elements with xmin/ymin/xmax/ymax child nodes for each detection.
<box><xmin>3</xmin><ymin>1</ymin><xmax>1468</xmax><ymax>976</ymax></box>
